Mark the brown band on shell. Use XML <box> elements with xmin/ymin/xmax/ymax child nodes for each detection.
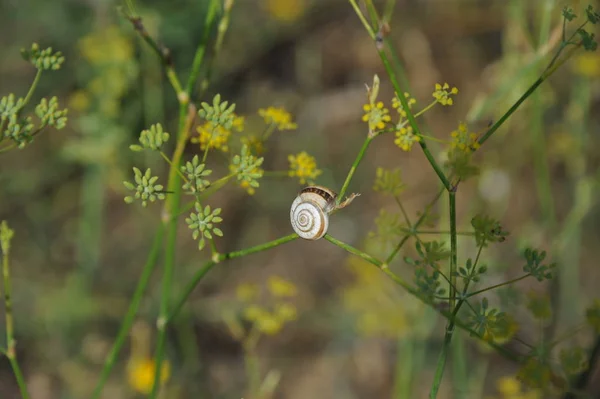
<box><xmin>300</xmin><ymin>186</ymin><xmax>337</xmax><ymax>205</ymax></box>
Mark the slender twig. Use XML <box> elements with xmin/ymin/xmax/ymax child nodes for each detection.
<box><xmin>91</xmin><ymin>225</ymin><xmax>164</xmax><ymax>399</ymax></box>
<box><xmin>323</xmin><ymin>234</ymin><xmax>520</xmax><ymax>362</ymax></box>
<box><xmin>22</xmin><ymin>69</ymin><xmax>42</xmax><ymax>108</ymax></box>
<box><xmin>167</xmin><ymin>234</ymin><xmax>299</xmax><ymax>322</ymax></box>
<box><xmin>186</xmin><ymin>0</ymin><xmax>219</xmax><ymax>95</ymax></box>
<box><xmin>0</xmin><ymin>223</ymin><xmax>31</xmax><ymax>399</ymax></box>
<box><xmin>149</xmin><ymin>104</ymin><xmax>195</xmax><ymax>399</ymax></box>
<box><xmin>466</xmin><ymin>274</ymin><xmax>532</xmax><ymax>298</ymax></box>
<box><xmin>337</xmin><ymin>136</ymin><xmax>373</xmax><ymax>204</ymax></box>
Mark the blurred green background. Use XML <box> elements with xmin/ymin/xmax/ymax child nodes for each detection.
<box><xmin>1</xmin><ymin>0</ymin><xmax>600</xmax><ymax>398</ymax></box>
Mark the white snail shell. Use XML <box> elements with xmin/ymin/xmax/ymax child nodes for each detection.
<box><xmin>290</xmin><ymin>186</ymin><xmax>337</xmax><ymax>240</ymax></box>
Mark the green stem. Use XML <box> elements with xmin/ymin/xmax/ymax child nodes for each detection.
<box><xmin>149</xmin><ymin>105</ymin><xmax>193</xmax><ymax>399</ymax></box>
<box><xmin>1</xmin><ymin>237</ymin><xmax>31</xmax><ymax>399</ymax></box>
<box><xmin>448</xmin><ymin>191</ymin><xmax>457</xmax><ymax>310</ymax></box>
<box><xmin>337</xmin><ymin>136</ymin><xmax>373</xmax><ymax>203</ymax></box>
<box><xmin>386</xmin><ymin>186</ymin><xmax>445</xmax><ymax>264</ymax></box>
<box><xmin>377</xmin><ymin>50</ymin><xmax>451</xmax><ymax>190</ymax></box>
<box><xmin>200</xmin><ymin>0</ymin><xmax>236</xmax><ymax>93</ymax></box>
<box><xmin>125</xmin><ymin>13</ymin><xmax>185</xmax><ymax>97</ymax></box>
<box><xmin>323</xmin><ymin>234</ymin><xmax>520</xmax><ymax>362</ymax></box>
<box><xmin>185</xmin><ymin>0</ymin><xmax>219</xmax><ymax>95</ymax></box>
<box><xmin>167</xmin><ymin>234</ymin><xmax>299</xmax><ymax>323</ymax></box>
<box><xmin>466</xmin><ymin>274</ymin><xmax>532</xmax><ymax>298</ymax></box>
<box><xmin>91</xmin><ymin>225</ymin><xmax>164</xmax><ymax>399</ymax></box>
<box><xmin>22</xmin><ymin>69</ymin><xmax>42</xmax><ymax>108</ymax></box>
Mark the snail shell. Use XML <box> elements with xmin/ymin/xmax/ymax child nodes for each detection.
<box><xmin>290</xmin><ymin>186</ymin><xmax>337</xmax><ymax>240</ymax></box>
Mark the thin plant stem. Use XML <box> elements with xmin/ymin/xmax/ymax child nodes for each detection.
<box><xmin>386</xmin><ymin>185</ymin><xmax>445</xmax><ymax>264</ymax></box>
<box><xmin>323</xmin><ymin>234</ymin><xmax>521</xmax><ymax>362</ymax></box>
<box><xmin>91</xmin><ymin>225</ymin><xmax>164</xmax><ymax>399</ymax></box>
<box><xmin>22</xmin><ymin>69</ymin><xmax>42</xmax><ymax>107</ymax></box>
<box><xmin>200</xmin><ymin>0</ymin><xmax>236</xmax><ymax>93</ymax></box>
<box><xmin>1</xmin><ymin>231</ymin><xmax>30</xmax><ymax>399</ymax></box>
<box><xmin>186</xmin><ymin>0</ymin><xmax>219</xmax><ymax>95</ymax></box>
<box><xmin>466</xmin><ymin>274</ymin><xmax>532</xmax><ymax>298</ymax></box>
<box><xmin>394</xmin><ymin>195</ymin><xmax>412</xmax><ymax>227</ymax></box>
<box><xmin>337</xmin><ymin>136</ymin><xmax>373</xmax><ymax>203</ymax></box>
<box><xmin>167</xmin><ymin>234</ymin><xmax>299</xmax><ymax>322</ymax></box>
<box><xmin>149</xmin><ymin>105</ymin><xmax>195</xmax><ymax>399</ymax></box>
<box><xmin>124</xmin><ymin>12</ymin><xmax>185</xmax><ymax>98</ymax></box>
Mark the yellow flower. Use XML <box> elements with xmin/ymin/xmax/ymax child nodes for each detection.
<box><xmin>231</xmin><ymin>114</ymin><xmax>245</xmax><ymax>132</ymax></box>
<box><xmin>274</xmin><ymin>302</ymin><xmax>297</xmax><ymax>322</ymax></box>
<box><xmin>450</xmin><ymin>122</ymin><xmax>480</xmax><ymax>153</ymax></box>
<box><xmin>263</xmin><ymin>0</ymin><xmax>306</xmax><ymax>22</ymax></box>
<box><xmin>362</xmin><ymin>101</ymin><xmax>391</xmax><ymax>131</ymax></box>
<box><xmin>68</xmin><ymin>90</ymin><xmax>91</xmax><ymax>112</ymax></box>
<box><xmin>236</xmin><ymin>283</ymin><xmax>260</xmax><ymax>302</ymax></box>
<box><xmin>394</xmin><ymin>126</ymin><xmax>421</xmax><ymax>151</ymax></box>
<box><xmin>79</xmin><ymin>26</ymin><xmax>134</xmax><ymax>65</ymax></box>
<box><xmin>258</xmin><ymin>106</ymin><xmax>297</xmax><ymax>131</ymax></box>
<box><xmin>241</xmin><ymin>135</ymin><xmax>265</xmax><ymax>155</ymax></box>
<box><xmin>391</xmin><ymin>92</ymin><xmax>417</xmax><ymax>117</ymax></box>
<box><xmin>288</xmin><ymin>151</ymin><xmax>322</xmax><ymax>184</ymax></box>
<box><xmin>127</xmin><ymin>358</ymin><xmax>171</xmax><ymax>394</ymax></box>
<box><xmin>229</xmin><ymin>162</ymin><xmax>264</xmax><ymax>195</ymax></box>
<box><xmin>192</xmin><ymin>121</ymin><xmax>231</xmax><ymax>152</ymax></box>
<box><xmin>268</xmin><ymin>276</ymin><xmax>298</xmax><ymax>297</ymax></box>
<box><xmin>432</xmin><ymin>82</ymin><xmax>458</xmax><ymax>106</ymax></box>
<box><xmin>572</xmin><ymin>52</ymin><xmax>600</xmax><ymax>77</ymax></box>
<box><xmin>126</xmin><ymin>320</ymin><xmax>170</xmax><ymax>394</ymax></box>
<box><xmin>492</xmin><ymin>375</ymin><xmax>542</xmax><ymax>399</ymax></box>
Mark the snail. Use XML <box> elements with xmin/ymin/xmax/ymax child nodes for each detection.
<box><xmin>290</xmin><ymin>186</ymin><xmax>337</xmax><ymax>240</ymax></box>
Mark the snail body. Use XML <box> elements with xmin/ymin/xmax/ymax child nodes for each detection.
<box><xmin>290</xmin><ymin>186</ymin><xmax>337</xmax><ymax>240</ymax></box>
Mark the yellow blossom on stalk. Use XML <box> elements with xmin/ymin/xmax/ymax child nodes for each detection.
<box><xmin>263</xmin><ymin>0</ymin><xmax>306</xmax><ymax>22</ymax></box>
<box><xmin>231</xmin><ymin>114</ymin><xmax>245</xmax><ymax>132</ymax></box>
<box><xmin>450</xmin><ymin>122</ymin><xmax>480</xmax><ymax>153</ymax></box>
<box><xmin>391</xmin><ymin>92</ymin><xmax>417</xmax><ymax>117</ymax></box>
<box><xmin>268</xmin><ymin>275</ymin><xmax>298</xmax><ymax>297</ymax></box>
<box><xmin>362</xmin><ymin>101</ymin><xmax>391</xmax><ymax>131</ymax></box>
<box><xmin>127</xmin><ymin>358</ymin><xmax>171</xmax><ymax>394</ymax></box>
<box><xmin>79</xmin><ymin>26</ymin><xmax>134</xmax><ymax>65</ymax></box>
<box><xmin>237</xmin><ymin>276</ymin><xmax>298</xmax><ymax>336</ymax></box>
<box><xmin>288</xmin><ymin>151</ymin><xmax>322</xmax><ymax>184</ymax></box>
<box><xmin>432</xmin><ymin>82</ymin><xmax>458</xmax><ymax>106</ymax></box>
<box><xmin>241</xmin><ymin>135</ymin><xmax>265</xmax><ymax>155</ymax></box>
<box><xmin>394</xmin><ymin>126</ymin><xmax>421</xmax><ymax>151</ymax></box>
<box><xmin>68</xmin><ymin>90</ymin><xmax>91</xmax><ymax>112</ymax></box>
<box><xmin>236</xmin><ymin>283</ymin><xmax>260</xmax><ymax>302</ymax></box>
<box><xmin>485</xmin><ymin>375</ymin><xmax>541</xmax><ymax>399</ymax></box>
<box><xmin>193</xmin><ymin>122</ymin><xmax>231</xmax><ymax>152</ymax></box>
<box><xmin>126</xmin><ymin>321</ymin><xmax>170</xmax><ymax>394</ymax></box>
<box><xmin>258</xmin><ymin>106</ymin><xmax>297</xmax><ymax>131</ymax></box>
<box><xmin>572</xmin><ymin>52</ymin><xmax>600</xmax><ymax>77</ymax></box>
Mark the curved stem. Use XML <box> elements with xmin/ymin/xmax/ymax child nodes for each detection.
<box><xmin>22</xmin><ymin>69</ymin><xmax>42</xmax><ymax>108</ymax></box>
<box><xmin>167</xmin><ymin>234</ymin><xmax>299</xmax><ymax>322</ymax></box>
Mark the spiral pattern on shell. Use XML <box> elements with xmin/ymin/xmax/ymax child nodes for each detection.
<box><xmin>290</xmin><ymin>186</ymin><xmax>337</xmax><ymax>240</ymax></box>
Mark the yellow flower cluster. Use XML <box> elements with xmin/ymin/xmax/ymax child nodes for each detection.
<box><xmin>71</xmin><ymin>26</ymin><xmax>137</xmax><ymax>117</ymax></box>
<box><xmin>258</xmin><ymin>106</ymin><xmax>297</xmax><ymax>131</ymax></box>
<box><xmin>126</xmin><ymin>321</ymin><xmax>170</xmax><ymax>394</ymax></box>
<box><xmin>236</xmin><ymin>276</ymin><xmax>298</xmax><ymax>336</ymax></box>
<box><xmin>341</xmin><ymin>257</ymin><xmax>419</xmax><ymax>338</ymax></box>
<box><xmin>486</xmin><ymin>376</ymin><xmax>541</xmax><ymax>399</ymax></box>
<box><xmin>241</xmin><ymin>135</ymin><xmax>265</xmax><ymax>155</ymax></box>
<box><xmin>394</xmin><ymin>126</ymin><xmax>421</xmax><ymax>152</ymax></box>
<box><xmin>127</xmin><ymin>358</ymin><xmax>171</xmax><ymax>395</ymax></box>
<box><xmin>391</xmin><ymin>92</ymin><xmax>417</xmax><ymax>117</ymax></box>
<box><xmin>450</xmin><ymin>122</ymin><xmax>480</xmax><ymax>153</ymax></box>
<box><xmin>263</xmin><ymin>0</ymin><xmax>306</xmax><ymax>22</ymax></box>
<box><xmin>362</xmin><ymin>101</ymin><xmax>391</xmax><ymax>131</ymax></box>
<box><xmin>288</xmin><ymin>151</ymin><xmax>322</xmax><ymax>184</ymax></box>
<box><xmin>432</xmin><ymin>82</ymin><xmax>458</xmax><ymax>106</ymax></box>
<box><xmin>192</xmin><ymin>115</ymin><xmax>244</xmax><ymax>153</ymax></box>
